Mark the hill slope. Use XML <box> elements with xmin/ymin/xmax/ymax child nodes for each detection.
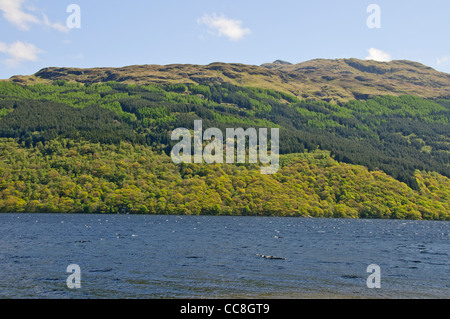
<box><xmin>8</xmin><ymin>58</ymin><xmax>450</xmax><ymax>103</ymax></box>
<box><xmin>0</xmin><ymin>138</ymin><xmax>447</xmax><ymax>219</ymax></box>
<box><xmin>0</xmin><ymin>58</ymin><xmax>449</xmax><ymax>220</ymax></box>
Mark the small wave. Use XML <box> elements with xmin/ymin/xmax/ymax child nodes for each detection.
<box><xmin>419</xmin><ymin>251</ymin><xmax>447</xmax><ymax>256</ymax></box>
<box><xmin>341</xmin><ymin>275</ymin><xmax>360</xmax><ymax>279</ymax></box>
<box><xmin>89</xmin><ymin>268</ymin><xmax>113</xmax><ymax>273</ymax></box>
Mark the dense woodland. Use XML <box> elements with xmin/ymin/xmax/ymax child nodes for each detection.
<box><xmin>0</xmin><ymin>138</ymin><xmax>448</xmax><ymax>220</ymax></box>
<box><xmin>0</xmin><ymin>80</ymin><xmax>449</xmax><ymax>219</ymax></box>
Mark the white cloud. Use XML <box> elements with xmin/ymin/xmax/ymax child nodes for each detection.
<box><xmin>365</xmin><ymin>48</ymin><xmax>391</xmax><ymax>62</ymax></box>
<box><xmin>0</xmin><ymin>0</ymin><xmax>39</xmax><ymax>30</ymax></box>
<box><xmin>0</xmin><ymin>41</ymin><xmax>43</xmax><ymax>67</ymax></box>
<box><xmin>0</xmin><ymin>0</ymin><xmax>68</xmax><ymax>32</ymax></box>
<box><xmin>198</xmin><ymin>13</ymin><xmax>251</xmax><ymax>41</ymax></box>
<box><xmin>437</xmin><ymin>55</ymin><xmax>450</xmax><ymax>66</ymax></box>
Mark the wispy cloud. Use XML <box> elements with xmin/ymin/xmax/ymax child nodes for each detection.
<box><xmin>365</xmin><ymin>48</ymin><xmax>391</xmax><ymax>62</ymax></box>
<box><xmin>197</xmin><ymin>13</ymin><xmax>251</xmax><ymax>41</ymax></box>
<box><xmin>42</xmin><ymin>13</ymin><xmax>69</xmax><ymax>33</ymax></box>
<box><xmin>0</xmin><ymin>41</ymin><xmax>43</xmax><ymax>67</ymax></box>
<box><xmin>70</xmin><ymin>53</ymin><xmax>85</xmax><ymax>60</ymax></box>
<box><xmin>437</xmin><ymin>55</ymin><xmax>450</xmax><ymax>66</ymax></box>
<box><xmin>0</xmin><ymin>0</ymin><xmax>68</xmax><ymax>32</ymax></box>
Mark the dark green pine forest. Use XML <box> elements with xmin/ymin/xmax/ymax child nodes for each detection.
<box><xmin>0</xmin><ymin>60</ymin><xmax>449</xmax><ymax>220</ymax></box>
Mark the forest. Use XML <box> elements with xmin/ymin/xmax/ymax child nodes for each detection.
<box><xmin>0</xmin><ymin>80</ymin><xmax>449</xmax><ymax>219</ymax></box>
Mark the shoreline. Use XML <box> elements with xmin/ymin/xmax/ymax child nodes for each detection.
<box><xmin>0</xmin><ymin>212</ymin><xmax>448</xmax><ymax>222</ymax></box>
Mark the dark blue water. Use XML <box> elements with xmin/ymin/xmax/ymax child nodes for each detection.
<box><xmin>0</xmin><ymin>214</ymin><xmax>448</xmax><ymax>299</ymax></box>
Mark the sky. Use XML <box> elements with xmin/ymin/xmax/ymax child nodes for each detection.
<box><xmin>1</xmin><ymin>0</ymin><xmax>450</xmax><ymax>79</ymax></box>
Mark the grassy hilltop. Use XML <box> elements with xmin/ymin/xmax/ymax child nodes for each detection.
<box><xmin>8</xmin><ymin>58</ymin><xmax>450</xmax><ymax>103</ymax></box>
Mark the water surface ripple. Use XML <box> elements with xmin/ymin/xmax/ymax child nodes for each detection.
<box><xmin>0</xmin><ymin>214</ymin><xmax>448</xmax><ymax>299</ymax></box>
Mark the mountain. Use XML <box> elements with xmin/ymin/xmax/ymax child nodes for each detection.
<box><xmin>9</xmin><ymin>58</ymin><xmax>450</xmax><ymax>103</ymax></box>
<box><xmin>260</xmin><ymin>59</ymin><xmax>293</xmax><ymax>68</ymax></box>
<box><xmin>0</xmin><ymin>58</ymin><xmax>449</xmax><ymax>220</ymax></box>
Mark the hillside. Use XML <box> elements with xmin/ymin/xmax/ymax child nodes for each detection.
<box><xmin>0</xmin><ymin>58</ymin><xmax>449</xmax><ymax>220</ymax></box>
<box><xmin>8</xmin><ymin>58</ymin><xmax>450</xmax><ymax>103</ymax></box>
<box><xmin>0</xmin><ymin>138</ymin><xmax>448</xmax><ymax>219</ymax></box>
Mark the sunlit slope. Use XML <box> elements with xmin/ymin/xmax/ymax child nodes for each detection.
<box><xmin>8</xmin><ymin>58</ymin><xmax>450</xmax><ymax>103</ymax></box>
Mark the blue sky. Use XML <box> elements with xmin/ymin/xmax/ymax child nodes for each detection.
<box><xmin>1</xmin><ymin>0</ymin><xmax>450</xmax><ymax>79</ymax></box>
